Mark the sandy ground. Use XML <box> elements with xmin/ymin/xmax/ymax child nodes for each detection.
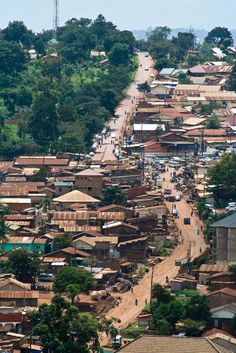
<box><xmin>106</xmin><ymin>167</ymin><xmax>207</xmax><ymax>329</ymax></box>
<box><xmin>92</xmin><ymin>52</ymin><xmax>153</xmax><ymax>163</ymax></box>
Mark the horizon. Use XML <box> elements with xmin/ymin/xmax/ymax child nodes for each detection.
<box><xmin>1</xmin><ymin>0</ymin><xmax>236</xmax><ymax>33</ymax></box>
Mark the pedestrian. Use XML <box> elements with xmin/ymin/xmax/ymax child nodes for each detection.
<box><xmin>135</xmin><ymin>299</ymin><xmax>138</xmax><ymax>306</ymax></box>
<box><xmin>191</xmin><ymin>210</ymin><xmax>193</xmax><ymax>216</ymax></box>
<box><xmin>131</xmin><ymin>287</ymin><xmax>134</xmax><ymax>293</ymax></box>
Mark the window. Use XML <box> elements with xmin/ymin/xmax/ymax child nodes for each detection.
<box><xmin>88</xmin><ymin>187</ymin><xmax>92</xmax><ymax>191</ymax></box>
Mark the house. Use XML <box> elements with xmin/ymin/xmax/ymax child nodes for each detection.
<box><xmin>102</xmin><ymin>222</ymin><xmax>139</xmax><ymax>238</ymax></box>
<box><xmin>74</xmin><ymin>236</ymin><xmax>119</xmax><ymax>261</ymax></box>
<box><xmin>0</xmin><ymin>237</ymin><xmax>46</xmax><ymax>253</ymax></box>
<box><xmin>211</xmin><ymin>303</ymin><xmax>236</xmax><ymax>332</ymax></box>
<box><xmin>75</xmin><ymin>169</ymin><xmax>104</xmax><ymax>198</ymax></box>
<box><xmin>207</xmin><ymin>288</ymin><xmax>236</xmax><ymax>309</ymax></box>
<box><xmin>54</xmin><ymin>181</ymin><xmax>74</xmax><ymax>196</ymax></box>
<box><xmin>14</xmin><ymin>156</ymin><xmax>69</xmax><ymax>168</ymax></box>
<box><xmin>4</xmin><ymin>214</ymin><xmax>36</xmax><ymax>229</ymax></box>
<box><xmin>43</xmin><ymin>247</ymin><xmax>91</xmax><ymax>267</ymax></box>
<box><xmin>52</xmin><ymin>190</ymin><xmax>100</xmax><ymax>210</ymax></box>
<box><xmin>211</xmin><ymin>212</ymin><xmax>236</xmax><ymax>265</ymax></box>
<box><xmin>118</xmin><ymin>236</ymin><xmax>148</xmax><ymax>263</ymax></box>
<box><xmin>0</xmin><ymin>198</ymin><xmax>32</xmax><ymax>212</ymax></box>
<box><xmin>210</xmin><ymin>272</ymin><xmax>236</xmax><ymax>292</ymax></box>
<box><xmin>203</xmin><ymin>328</ymin><xmax>236</xmax><ymax>353</ymax></box>
<box><xmin>197</xmin><ymin>264</ymin><xmax>229</xmax><ymax>284</ymax></box>
<box><xmin>158</xmin><ymin>132</ymin><xmax>195</xmax><ymax>156</ymax></box>
<box><xmin>98</xmin><ymin>204</ymin><xmax>134</xmax><ymax>219</ymax></box>
<box><xmin>0</xmin><ymin>278</ymin><xmax>39</xmax><ymax>307</ymax></box>
<box><xmin>115</xmin><ymin>335</ymin><xmax>231</xmax><ymax>353</ymax></box>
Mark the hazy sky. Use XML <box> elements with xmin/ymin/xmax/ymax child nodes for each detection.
<box><xmin>1</xmin><ymin>0</ymin><xmax>236</xmax><ymax>32</ymax></box>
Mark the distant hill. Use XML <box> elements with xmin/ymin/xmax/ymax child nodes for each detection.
<box><xmin>133</xmin><ymin>28</ymin><xmax>236</xmax><ymax>43</ymax></box>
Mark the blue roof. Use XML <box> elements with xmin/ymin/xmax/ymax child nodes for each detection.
<box><xmin>54</xmin><ymin>181</ymin><xmax>73</xmax><ymax>187</ymax></box>
<box><xmin>211</xmin><ymin>212</ymin><xmax>236</xmax><ymax>228</ymax></box>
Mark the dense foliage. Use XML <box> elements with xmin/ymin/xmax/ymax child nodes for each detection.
<box><xmin>138</xmin><ymin>26</ymin><xmax>234</xmax><ymax>73</ymax></box>
<box><xmin>53</xmin><ymin>266</ymin><xmax>94</xmax><ymax>293</ymax></box>
<box><xmin>208</xmin><ymin>153</ymin><xmax>236</xmax><ymax>201</ymax></box>
<box><xmin>31</xmin><ymin>294</ymin><xmax>100</xmax><ymax>353</ymax></box>
<box><xmin>6</xmin><ymin>249</ymin><xmax>41</xmax><ymax>283</ymax></box>
<box><xmin>0</xmin><ymin>15</ymin><xmax>136</xmax><ymax>158</ymax></box>
<box><xmin>103</xmin><ymin>185</ymin><xmax>128</xmax><ymax>206</ymax></box>
<box><xmin>150</xmin><ymin>284</ymin><xmax>210</xmax><ymax>336</ymax></box>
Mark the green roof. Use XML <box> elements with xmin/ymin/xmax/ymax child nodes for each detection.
<box><xmin>211</xmin><ymin>212</ymin><xmax>236</xmax><ymax>228</ymax></box>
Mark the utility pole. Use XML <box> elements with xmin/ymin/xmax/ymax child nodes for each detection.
<box><xmin>150</xmin><ymin>264</ymin><xmax>154</xmax><ymax>303</ymax></box>
<box><xmin>53</xmin><ymin>0</ymin><xmax>59</xmax><ymax>38</ymax></box>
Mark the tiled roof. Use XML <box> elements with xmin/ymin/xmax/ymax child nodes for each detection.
<box><xmin>0</xmin><ymin>278</ymin><xmax>31</xmax><ymax>291</ymax></box>
<box><xmin>75</xmin><ymin>168</ymin><xmax>103</xmax><ymax>176</ymax></box>
<box><xmin>116</xmin><ymin>336</ymin><xmax>231</xmax><ymax>353</ymax></box>
<box><xmin>53</xmin><ymin>190</ymin><xmax>100</xmax><ymax>203</ymax></box>
<box><xmin>207</xmin><ymin>287</ymin><xmax>236</xmax><ymax>298</ymax></box>
<box><xmin>184</xmin><ymin>129</ymin><xmax>226</xmax><ymax>137</ymax></box>
<box><xmin>199</xmin><ymin>264</ymin><xmax>228</xmax><ymax>273</ymax></box>
<box><xmin>14</xmin><ymin>156</ymin><xmax>69</xmax><ymax>166</ymax></box>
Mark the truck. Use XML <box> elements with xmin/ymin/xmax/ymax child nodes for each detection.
<box><xmin>175</xmin><ymin>258</ymin><xmax>188</xmax><ymax>266</ymax></box>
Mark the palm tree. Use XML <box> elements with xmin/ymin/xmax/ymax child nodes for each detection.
<box><xmin>0</xmin><ymin>221</ymin><xmax>10</xmax><ymax>255</ymax></box>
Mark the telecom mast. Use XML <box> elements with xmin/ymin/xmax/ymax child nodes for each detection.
<box><xmin>53</xmin><ymin>0</ymin><xmax>59</xmax><ymax>36</ymax></box>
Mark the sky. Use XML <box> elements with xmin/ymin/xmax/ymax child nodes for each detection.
<box><xmin>1</xmin><ymin>0</ymin><xmax>236</xmax><ymax>32</ymax></box>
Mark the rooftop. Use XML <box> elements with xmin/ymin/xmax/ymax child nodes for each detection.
<box><xmin>53</xmin><ymin>190</ymin><xmax>100</xmax><ymax>204</ymax></box>
<box><xmin>211</xmin><ymin>212</ymin><xmax>236</xmax><ymax>228</ymax></box>
<box><xmin>75</xmin><ymin>168</ymin><xmax>103</xmax><ymax>176</ymax></box>
<box><xmin>115</xmin><ymin>336</ymin><xmax>231</xmax><ymax>353</ymax></box>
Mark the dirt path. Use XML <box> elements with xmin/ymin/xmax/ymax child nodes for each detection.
<box><xmin>106</xmin><ymin>168</ymin><xmax>207</xmax><ymax>329</ymax></box>
<box><xmin>92</xmin><ymin>52</ymin><xmax>153</xmax><ymax>163</ymax></box>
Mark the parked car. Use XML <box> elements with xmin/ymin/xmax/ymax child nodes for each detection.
<box><xmin>175</xmin><ymin>195</ymin><xmax>181</xmax><ymax>201</ymax></box>
<box><xmin>38</xmin><ymin>273</ymin><xmax>54</xmax><ymax>282</ymax></box>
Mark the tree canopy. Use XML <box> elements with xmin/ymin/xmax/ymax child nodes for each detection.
<box><xmin>208</xmin><ymin>154</ymin><xmax>236</xmax><ymax>201</ymax></box>
<box><xmin>53</xmin><ymin>266</ymin><xmax>94</xmax><ymax>294</ymax></box>
<box><xmin>103</xmin><ymin>185</ymin><xmax>128</xmax><ymax>206</ymax></box>
<box><xmin>31</xmin><ymin>294</ymin><xmax>100</xmax><ymax>353</ymax></box>
<box><xmin>6</xmin><ymin>249</ymin><xmax>41</xmax><ymax>283</ymax></box>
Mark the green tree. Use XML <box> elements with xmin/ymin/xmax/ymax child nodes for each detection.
<box><xmin>206</xmin><ymin>114</ymin><xmax>221</xmax><ymax>129</ymax></box>
<box><xmin>152</xmin><ymin>283</ymin><xmax>172</xmax><ymax>304</ymax></box>
<box><xmin>0</xmin><ymin>40</ymin><xmax>28</xmax><ymax>87</ymax></box>
<box><xmin>186</xmin><ymin>295</ymin><xmax>211</xmax><ymax>323</ymax></box>
<box><xmin>31</xmin><ymin>168</ymin><xmax>47</xmax><ymax>182</ymax></box>
<box><xmin>176</xmin><ymin>318</ymin><xmax>206</xmax><ymax>336</ymax></box>
<box><xmin>7</xmin><ymin>249</ymin><xmax>41</xmax><ymax>283</ymax></box>
<box><xmin>152</xmin><ymin>300</ymin><xmax>186</xmax><ymax>331</ymax></box>
<box><xmin>65</xmin><ymin>284</ymin><xmax>80</xmax><ymax>305</ymax></box>
<box><xmin>53</xmin><ymin>266</ymin><xmax>94</xmax><ymax>294</ymax></box>
<box><xmin>53</xmin><ymin>233</ymin><xmax>73</xmax><ymax>251</ymax></box>
<box><xmin>208</xmin><ymin>153</ymin><xmax>236</xmax><ymax>200</ymax></box>
<box><xmin>109</xmin><ymin>43</ymin><xmax>130</xmax><ymax>65</ymax></box>
<box><xmin>28</xmin><ymin>89</ymin><xmax>59</xmax><ymax>146</ymax></box>
<box><xmin>228</xmin><ymin>62</ymin><xmax>236</xmax><ymax>91</ymax></box>
<box><xmin>0</xmin><ymin>221</ymin><xmax>10</xmax><ymax>254</ymax></box>
<box><xmin>154</xmin><ymin>319</ymin><xmax>172</xmax><ymax>335</ymax></box>
<box><xmin>103</xmin><ymin>186</ymin><xmax>128</xmax><ymax>206</ymax></box>
<box><xmin>2</xmin><ymin>21</ymin><xmax>34</xmax><ymax>48</ymax></box>
<box><xmin>31</xmin><ymin>294</ymin><xmax>100</xmax><ymax>353</ymax></box>
<box><xmin>205</xmin><ymin>27</ymin><xmax>232</xmax><ymax>46</ymax></box>
<box><xmin>0</xmin><ymin>98</ymin><xmax>9</xmax><ymax>129</ymax></box>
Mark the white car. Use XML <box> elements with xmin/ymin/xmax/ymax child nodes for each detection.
<box><xmin>145</xmin><ymin>67</ymin><xmax>149</xmax><ymax>71</ymax></box>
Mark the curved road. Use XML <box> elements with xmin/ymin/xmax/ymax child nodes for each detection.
<box><xmin>92</xmin><ymin>52</ymin><xmax>153</xmax><ymax>163</ymax></box>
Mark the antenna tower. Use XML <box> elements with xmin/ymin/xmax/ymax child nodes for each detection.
<box><xmin>53</xmin><ymin>0</ymin><xmax>59</xmax><ymax>35</ymax></box>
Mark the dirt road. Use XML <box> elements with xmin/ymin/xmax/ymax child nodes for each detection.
<box><xmin>92</xmin><ymin>52</ymin><xmax>153</xmax><ymax>163</ymax></box>
<box><xmin>106</xmin><ymin>168</ymin><xmax>207</xmax><ymax>328</ymax></box>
